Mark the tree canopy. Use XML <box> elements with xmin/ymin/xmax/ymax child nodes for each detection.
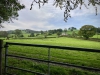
<box><xmin>0</xmin><ymin>0</ymin><xmax>25</xmax><ymax>27</ymax></box>
<box><xmin>0</xmin><ymin>0</ymin><xmax>100</xmax><ymax>28</ymax></box>
<box><xmin>0</xmin><ymin>31</ymin><xmax>8</xmax><ymax>38</ymax></box>
<box><xmin>96</xmin><ymin>27</ymin><xmax>100</xmax><ymax>33</ymax></box>
<box><xmin>78</xmin><ymin>25</ymin><xmax>96</xmax><ymax>39</ymax></box>
<box><xmin>15</xmin><ymin>29</ymin><xmax>22</xmax><ymax>37</ymax></box>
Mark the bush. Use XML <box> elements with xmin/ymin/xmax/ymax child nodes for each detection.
<box><xmin>30</xmin><ymin>33</ymin><xmax>35</xmax><ymax>37</ymax></box>
<box><xmin>72</xmin><ymin>32</ymin><xmax>78</xmax><ymax>37</ymax></box>
<box><xmin>20</xmin><ymin>34</ymin><xmax>24</xmax><ymax>37</ymax></box>
<box><xmin>78</xmin><ymin>25</ymin><xmax>96</xmax><ymax>39</ymax></box>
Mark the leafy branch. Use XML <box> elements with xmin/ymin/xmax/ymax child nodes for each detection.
<box><xmin>30</xmin><ymin>0</ymin><xmax>100</xmax><ymax>22</ymax></box>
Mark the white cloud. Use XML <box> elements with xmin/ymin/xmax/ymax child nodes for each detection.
<box><xmin>1</xmin><ymin>19</ymin><xmax>56</xmax><ymax>31</ymax></box>
<box><xmin>1</xmin><ymin>0</ymin><xmax>100</xmax><ymax>31</ymax></box>
<box><xmin>70</xmin><ymin>3</ymin><xmax>100</xmax><ymax>17</ymax></box>
<box><xmin>1</xmin><ymin>23</ymin><xmax>20</xmax><ymax>31</ymax></box>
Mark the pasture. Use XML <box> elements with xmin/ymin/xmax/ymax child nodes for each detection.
<box><xmin>2</xmin><ymin>37</ymin><xmax>100</xmax><ymax>75</ymax></box>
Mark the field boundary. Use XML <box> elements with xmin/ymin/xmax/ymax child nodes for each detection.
<box><xmin>4</xmin><ymin>42</ymin><xmax>100</xmax><ymax>75</ymax></box>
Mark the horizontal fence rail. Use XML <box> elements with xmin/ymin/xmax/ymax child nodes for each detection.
<box><xmin>4</xmin><ymin>42</ymin><xmax>100</xmax><ymax>75</ymax></box>
<box><xmin>5</xmin><ymin>42</ymin><xmax>100</xmax><ymax>53</ymax></box>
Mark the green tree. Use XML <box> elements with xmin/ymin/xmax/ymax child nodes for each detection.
<box><xmin>78</xmin><ymin>25</ymin><xmax>96</xmax><ymax>39</ymax></box>
<box><xmin>57</xmin><ymin>31</ymin><xmax>61</xmax><ymax>37</ymax></box>
<box><xmin>20</xmin><ymin>34</ymin><xmax>24</xmax><ymax>37</ymax></box>
<box><xmin>36</xmin><ymin>33</ymin><xmax>40</xmax><ymax>36</ymax></box>
<box><xmin>96</xmin><ymin>27</ymin><xmax>100</xmax><ymax>33</ymax></box>
<box><xmin>0</xmin><ymin>31</ymin><xmax>8</xmax><ymax>38</ymax></box>
<box><xmin>68</xmin><ymin>27</ymin><xmax>77</xmax><ymax>31</ymax></box>
<box><xmin>72</xmin><ymin>31</ymin><xmax>77</xmax><ymax>37</ymax></box>
<box><xmin>64</xmin><ymin>28</ymin><xmax>67</xmax><ymax>35</ymax></box>
<box><xmin>15</xmin><ymin>29</ymin><xmax>22</xmax><ymax>38</ymax></box>
<box><xmin>57</xmin><ymin>29</ymin><xmax>63</xmax><ymax>33</ymax></box>
<box><xmin>0</xmin><ymin>0</ymin><xmax>25</xmax><ymax>27</ymax></box>
<box><xmin>40</xmin><ymin>30</ymin><xmax>44</xmax><ymax>34</ymax></box>
<box><xmin>44</xmin><ymin>31</ymin><xmax>48</xmax><ymax>38</ymax></box>
<box><xmin>30</xmin><ymin>33</ymin><xmax>35</xmax><ymax>37</ymax></box>
<box><xmin>48</xmin><ymin>30</ymin><xmax>53</xmax><ymax>35</ymax></box>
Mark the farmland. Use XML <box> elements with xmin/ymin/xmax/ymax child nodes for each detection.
<box><xmin>1</xmin><ymin>28</ymin><xmax>100</xmax><ymax>75</ymax></box>
<box><xmin>1</xmin><ymin>0</ymin><xmax>100</xmax><ymax>74</ymax></box>
<box><xmin>2</xmin><ymin>37</ymin><xmax>100</xmax><ymax>75</ymax></box>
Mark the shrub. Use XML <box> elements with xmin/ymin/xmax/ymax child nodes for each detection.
<box><xmin>78</xmin><ymin>25</ymin><xmax>96</xmax><ymax>39</ymax></box>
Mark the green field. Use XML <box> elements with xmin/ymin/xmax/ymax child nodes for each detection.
<box><xmin>2</xmin><ymin>37</ymin><xmax>100</xmax><ymax>75</ymax></box>
<box><xmin>92</xmin><ymin>35</ymin><xmax>100</xmax><ymax>39</ymax></box>
<box><xmin>5</xmin><ymin>37</ymin><xmax>100</xmax><ymax>49</ymax></box>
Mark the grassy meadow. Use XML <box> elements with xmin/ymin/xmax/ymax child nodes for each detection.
<box><xmin>1</xmin><ymin>36</ymin><xmax>100</xmax><ymax>75</ymax></box>
<box><xmin>92</xmin><ymin>35</ymin><xmax>100</xmax><ymax>39</ymax></box>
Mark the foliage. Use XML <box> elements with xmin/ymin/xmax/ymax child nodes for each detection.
<box><xmin>30</xmin><ymin>33</ymin><xmax>35</xmax><ymax>37</ymax></box>
<box><xmin>57</xmin><ymin>31</ymin><xmax>62</xmax><ymax>37</ymax></box>
<box><xmin>7</xmin><ymin>30</ymin><xmax>15</xmax><ymax>34</ymax></box>
<box><xmin>56</xmin><ymin>28</ymin><xmax>63</xmax><ymax>33</ymax></box>
<box><xmin>66</xmin><ymin>32</ymin><xmax>78</xmax><ymax>38</ymax></box>
<box><xmin>68</xmin><ymin>27</ymin><xmax>77</xmax><ymax>31</ymax></box>
<box><xmin>15</xmin><ymin>29</ymin><xmax>22</xmax><ymax>37</ymax></box>
<box><xmin>20</xmin><ymin>34</ymin><xmax>24</xmax><ymax>37</ymax></box>
<box><xmin>36</xmin><ymin>33</ymin><xmax>40</xmax><ymax>36</ymax></box>
<box><xmin>44</xmin><ymin>31</ymin><xmax>48</xmax><ymax>38</ymax></box>
<box><xmin>30</xmin><ymin>0</ymin><xmax>100</xmax><ymax>22</ymax></box>
<box><xmin>78</xmin><ymin>25</ymin><xmax>96</xmax><ymax>39</ymax></box>
<box><xmin>96</xmin><ymin>27</ymin><xmax>100</xmax><ymax>33</ymax></box>
<box><xmin>48</xmin><ymin>30</ymin><xmax>54</xmax><ymax>35</ymax></box>
<box><xmin>48</xmin><ymin>29</ymin><xmax>57</xmax><ymax>34</ymax></box>
<box><xmin>64</xmin><ymin>28</ymin><xmax>67</xmax><ymax>35</ymax></box>
<box><xmin>72</xmin><ymin>31</ymin><xmax>78</xmax><ymax>37</ymax></box>
<box><xmin>0</xmin><ymin>31</ymin><xmax>8</xmax><ymax>37</ymax></box>
<box><xmin>0</xmin><ymin>0</ymin><xmax>100</xmax><ymax>28</ymax></box>
<box><xmin>40</xmin><ymin>30</ymin><xmax>44</xmax><ymax>34</ymax></box>
<box><xmin>56</xmin><ymin>29</ymin><xmax>63</xmax><ymax>37</ymax></box>
<box><xmin>67</xmin><ymin>34</ymin><xmax>72</xmax><ymax>37</ymax></box>
<box><xmin>0</xmin><ymin>0</ymin><xmax>25</xmax><ymax>27</ymax></box>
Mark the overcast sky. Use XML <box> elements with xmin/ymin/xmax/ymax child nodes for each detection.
<box><xmin>1</xmin><ymin>0</ymin><xmax>100</xmax><ymax>31</ymax></box>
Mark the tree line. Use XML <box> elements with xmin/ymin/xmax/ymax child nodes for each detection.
<box><xmin>0</xmin><ymin>25</ymin><xmax>100</xmax><ymax>40</ymax></box>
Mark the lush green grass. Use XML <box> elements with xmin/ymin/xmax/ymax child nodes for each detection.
<box><xmin>2</xmin><ymin>37</ymin><xmax>100</xmax><ymax>75</ymax></box>
<box><xmin>92</xmin><ymin>35</ymin><xmax>100</xmax><ymax>39</ymax></box>
<box><xmin>23</xmin><ymin>33</ymin><xmax>30</xmax><ymax>37</ymax></box>
<box><xmin>66</xmin><ymin>30</ymin><xmax>79</xmax><ymax>34</ymax></box>
<box><xmin>5</xmin><ymin>37</ymin><xmax>100</xmax><ymax>49</ymax></box>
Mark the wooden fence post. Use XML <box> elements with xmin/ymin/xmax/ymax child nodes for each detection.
<box><xmin>0</xmin><ymin>40</ymin><xmax>3</xmax><ymax>75</ymax></box>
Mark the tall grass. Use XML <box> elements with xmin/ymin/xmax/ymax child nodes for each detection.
<box><xmin>5</xmin><ymin>37</ymin><xmax>100</xmax><ymax>49</ymax></box>
<box><xmin>2</xmin><ymin>37</ymin><xmax>100</xmax><ymax>75</ymax></box>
